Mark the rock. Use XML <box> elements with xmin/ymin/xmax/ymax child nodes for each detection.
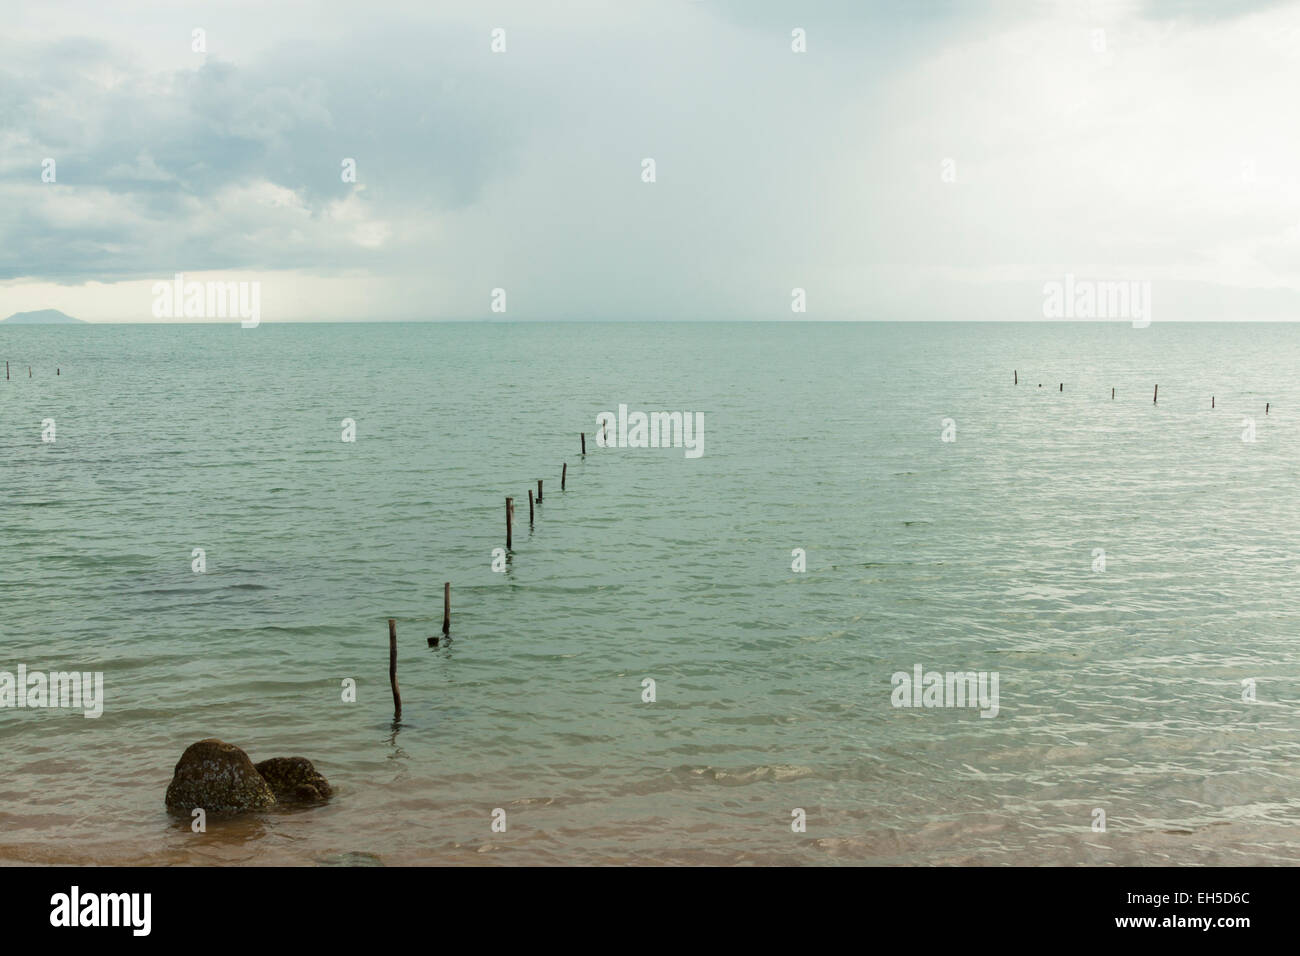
<box><xmin>254</xmin><ymin>756</ymin><xmax>333</xmax><ymax>803</ymax></box>
<box><xmin>164</xmin><ymin>738</ymin><xmax>277</xmax><ymax>814</ymax></box>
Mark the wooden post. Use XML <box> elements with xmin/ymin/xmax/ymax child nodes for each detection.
<box><xmin>581</xmin><ymin>433</ymin><xmax>586</xmax><ymax>455</ymax></box>
<box><xmin>528</xmin><ymin>488</ymin><xmax>534</xmax><ymax>524</ymax></box>
<box><xmin>1212</xmin><ymin>396</ymin><xmax>1215</xmax><ymax>408</ymax></box>
<box><xmin>1111</xmin><ymin>388</ymin><xmax>1115</xmax><ymax>400</ymax></box>
<box><xmin>5</xmin><ymin>362</ymin><xmax>7</xmax><ymax>380</ymax></box>
<box><xmin>28</xmin><ymin>366</ymin><xmax>31</xmax><ymax>378</ymax></box>
<box><xmin>1153</xmin><ymin>384</ymin><xmax>1158</xmax><ymax>404</ymax></box>
<box><xmin>388</xmin><ymin>619</ymin><xmax>401</xmax><ymax>722</ymax></box>
<box><xmin>506</xmin><ymin>497</ymin><xmax>513</xmax><ymax>550</ymax></box>
<box><xmin>537</xmin><ymin>479</ymin><xmax>543</xmax><ymax>503</ymax></box>
<box><xmin>443</xmin><ymin>582</ymin><xmax>450</xmax><ymax>636</ymax></box>
<box><xmin>1266</xmin><ymin>403</ymin><xmax>1270</xmax><ymax>415</ymax></box>
<box><xmin>1014</xmin><ymin>370</ymin><xmax>1017</xmax><ymax>385</ymax></box>
<box><xmin>57</xmin><ymin>368</ymin><xmax>59</xmax><ymax>376</ymax></box>
<box><xmin>1059</xmin><ymin>383</ymin><xmax>1062</xmax><ymax>392</ymax></box>
<box><xmin>562</xmin><ymin>462</ymin><xmax>567</xmax><ymax>490</ymax></box>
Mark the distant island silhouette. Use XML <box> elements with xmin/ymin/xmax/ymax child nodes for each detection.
<box><xmin>2</xmin><ymin>309</ymin><xmax>83</xmax><ymax>324</ymax></box>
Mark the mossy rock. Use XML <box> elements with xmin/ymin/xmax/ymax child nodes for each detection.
<box><xmin>254</xmin><ymin>756</ymin><xmax>333</xmax><ymax>803</ymax></box>
<box><xmin>164</xmin><ymin>738</ymin><xmax>277</xmax><ymax>814</ymax></box>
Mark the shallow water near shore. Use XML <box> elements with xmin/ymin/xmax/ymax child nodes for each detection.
<box><xmin>2</xmin><ymin>320</ymin><xmax>1299</xmax><ymax>865</ymax></box>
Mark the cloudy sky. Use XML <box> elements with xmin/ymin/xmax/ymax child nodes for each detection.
<box><xmin>2</xmin><ymin>0</ymin><xmax>1298</xmax><ymax>321</ymax></box>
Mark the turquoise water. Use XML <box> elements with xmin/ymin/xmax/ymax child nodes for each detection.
<box><xmin>2</xmin><ymin>321</ymin><xmax>1299</xmax><ymax>865</ymax></box>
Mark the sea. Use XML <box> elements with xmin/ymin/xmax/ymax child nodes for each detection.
<box><xmin>2</xmin><ymin>320</ymin><xmax>1299</xmax><ymax>865</ymax></box>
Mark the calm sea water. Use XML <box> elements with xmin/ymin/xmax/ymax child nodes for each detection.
<box><xmin>2</xmin><ymin>321</ymin><xmax>1299</xmax><ymax>865</ymax></box>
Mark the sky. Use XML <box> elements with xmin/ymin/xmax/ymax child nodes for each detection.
<box><xmin>1</xmin><ymin>0</ymin><xmax>1298</xmax><ymax>322</ymax></box>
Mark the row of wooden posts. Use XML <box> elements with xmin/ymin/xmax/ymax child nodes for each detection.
<box><xmin>4</xmin><ymin>362</ymin><xmax>58</xmax><ymax>378</ymax></box>
<box><xmin>386</xmin><ymin>430</ymin><xmax>593</xmax><ymax>722</ymax></box>
<box><xmin>8</xmin><ymin>350</ymin><xmax>577</xmax><ymax>724</ymax></box>
<box><xmin>1015</xmin><ymin>371</ymin><xmax>1269</xmax><ymax>413</ymax></box>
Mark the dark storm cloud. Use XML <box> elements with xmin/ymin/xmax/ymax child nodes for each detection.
<box><xmin>0</xmin><ymin>24</ymin><xmax>525</xmax><ymax>281</ymax></box>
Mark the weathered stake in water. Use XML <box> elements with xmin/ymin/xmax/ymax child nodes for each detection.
<box><xmin>537</xmin><ymin>479</ymin><xmax>543</xmax><ymax>503</ymax></box>
<box><xmin>506</xmin><ymin>497</ymin><xmax>514</xmax><ymax>550</ymax></box>
<box><xmin>528</xmin><ymin>488</ymin><xmax>534</xmax><ymax>525</ymax></box>
<box><xmin>430</xmin><ymin>583</ymin><xmax>449</xmax><ymax>647</ymax></box>
<box><xmin>1154</xmin><ymin>384</ymin><xmax>1159</xmax><ymax>404</ymax></box>
<box><xmin>562</xmin><ymin>462</ymin><xmax>567</xmax><ymax>490</ymax></box>
<box><xmin>581</xmin><ymin>433</ymin><xmax>586</xmax><ymax>456</ymax></box>
<box><xmin>388</xmin><ymin>618</ymin><xmax>401</xmax><ymax>722</ymax></box>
